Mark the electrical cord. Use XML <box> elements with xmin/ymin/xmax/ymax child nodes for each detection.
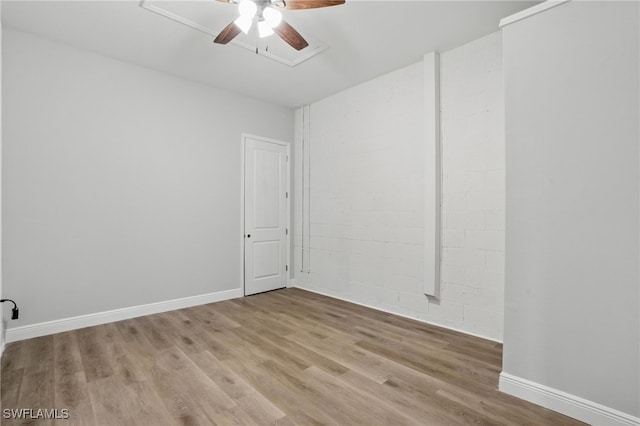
<box><xmin>0</xmin><ymin>299</ymin><xmax>19</xmax><ymax>320</ymax></box>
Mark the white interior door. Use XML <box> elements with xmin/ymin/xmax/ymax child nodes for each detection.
<box><xmin>244</xmin><ymin>136</ymin><xmax>289</xmax><ymax>296</ymax></box>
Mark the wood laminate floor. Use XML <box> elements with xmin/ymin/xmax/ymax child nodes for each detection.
<box><xmin>1</xmin><ymin>288</ymin><xmax>584</xmax><ymax>425</ymax></box>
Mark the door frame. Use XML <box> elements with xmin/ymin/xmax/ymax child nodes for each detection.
<box><xmin>240</xmin><ymin>133</ymin><xmax>291</xmax><ymax>296</ymax></box>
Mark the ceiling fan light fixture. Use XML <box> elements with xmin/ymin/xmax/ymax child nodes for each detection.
<box><xmin>215</xmin><ymin>0</ymin><xmax>344</xmax><ymax>49</ymax></box>
<box><xmin>263</xmin><ymin>7</ymin><xmax>282</xmax><ymax>28</ymax></box>
<box><xmin>258</xmin><ymin>19</ymin><xmax>274</xmax><ymax>38</ymax></box>
<box><xmin>238</xmin><ymin>0</ymin><xmax>257</xmax><ymax>18</ymax></box>
<box><xmin>234</xmin><ymin>15</ymin><xmax>253</xmax><ymax>34</ymax></box>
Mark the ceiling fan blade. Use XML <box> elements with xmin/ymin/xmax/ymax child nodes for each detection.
<box><xmin>214</xmin><ymin>21</ymin><xmax>242</xmax><ymax>45</ymax></box>
<box><xmin>282</xmin><ymin>0</ymin><xmax>345</xmax><ymax>10</ymax></box>
<box><xmin>274</xmin><ymin>20</ymin><xmax>309</xmax><ymax>50</ymax></box>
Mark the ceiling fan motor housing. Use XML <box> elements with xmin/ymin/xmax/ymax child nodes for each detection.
<box><xmin>228</xmin><ymin>0</ymin><xmax>287</xmax><ymax>8</ymax></box>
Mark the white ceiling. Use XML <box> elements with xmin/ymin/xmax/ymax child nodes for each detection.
<box><xmin>2</xmin><ymin>0</ymin><xmax>537</xmax><ymax>108</ymax></box>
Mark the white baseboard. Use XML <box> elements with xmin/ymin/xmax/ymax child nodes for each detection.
<box><xmin>290</xmin><ymin>282</ymin><xmax>502</xmax><ymax>343</ymax></box>
<box><xmin>4</xmin><ymin>288</ymin><xmax>243</xmax><ymax>343</ymax></box>
<box><xmin>499</xmin><ymin>372</ymin><xmax>640</xmax><ymax>426</ymax></box>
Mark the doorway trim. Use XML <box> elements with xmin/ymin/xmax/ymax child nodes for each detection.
<box><xmin>240</xmin><ymin>133</ymin><xmax>291</xmax><ymax>296</ymax></box>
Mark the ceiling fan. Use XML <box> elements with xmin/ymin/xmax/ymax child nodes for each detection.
<box><xmin>214</xmin><ymin>0</ymin><xmax>345</xmax><ymax>51</ymax></box>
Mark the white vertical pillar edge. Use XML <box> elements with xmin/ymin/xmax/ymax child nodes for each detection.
<box><xmin>423</xmin><ymin>52</ymin><xmax>441</xmax><ymax>299</ymax></box>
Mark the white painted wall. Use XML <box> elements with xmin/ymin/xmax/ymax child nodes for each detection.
<box><xmin>440</xmin><ymin>32</ymin><xmax>504</xmax><ymax>339</ymax></box>
<box><xmin>0</xmin><ymin>2</ymin><xmax>4</xmax><ymax>352</ymax></box>
<box><xmin>294</xmin><ymin>61</ymin><xmax>427</xmax><ymax>317</ymax></box>
<box><xmin>502</xmin><ymin>1</ymin><xmax>639</xmax><ymax>421</ymax></box>
<box><xmin>294</xmin><ymin>32</ymin><xmax>505</xmax><ymax>341</ymax></box>
<box><xmin>2</xmin><ymin>28</ymin><xmax>294</xmax><ymax>329</ymax></box>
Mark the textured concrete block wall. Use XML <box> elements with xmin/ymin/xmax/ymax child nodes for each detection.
<box><xmin>294</xmin><ymin>32</ymin><xmax>505</xmax><ymax>341</ymax></box>
<box><xmin>440</xmin><ymin>32</ymin><xmax>504</xmax><ymax>339</ymax></box>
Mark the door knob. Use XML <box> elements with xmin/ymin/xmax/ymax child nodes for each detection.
<box><xmin>247</xmin><ymin>234</ymin><xmax>251</xmax><ymax>238</ymax></box>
